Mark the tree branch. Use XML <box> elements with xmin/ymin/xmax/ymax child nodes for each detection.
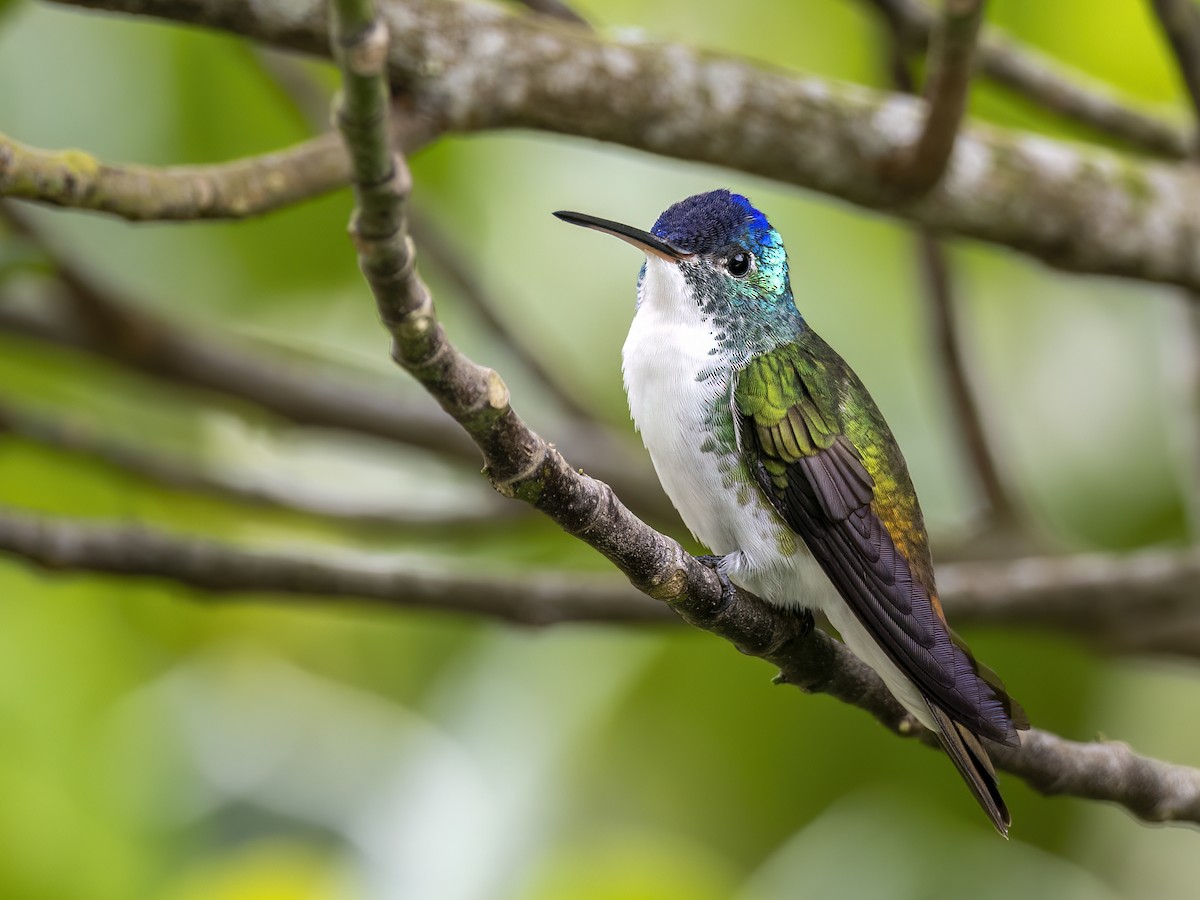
<box><xmin>0</xmin><ymin>509</ymin><xmax>664</xmax><ymax>624</ymax></box>
<box><xmin>868</xmin><ymin>0</ymin><xmax>1190</xmax><ymax>158</ymax></box>
<box><xmin>1151</xmin><ymin>0</ymin><xmax>1200</xmax><ymax>129</ymax></box>
<box><xmin>0</xmin><ymin>108</ymin><xmax>439</xmax><ymax>221</ymax></box>
<box><xmin>987</xmin><ymin>730</ymin><xmax>1200</xmax><ymax>824</ymax></box>
<box><xmin>0</xmin><ymin>131</ymin><xmax>351</xmax><ymax>221</ymax></box>
<box><xmin>884</xmin><ymin>0</ymin><xmax>986</xmax><ymax>194</ymax></box>
<box><xmin>938</xmin><ymin>544</ymin><xmax>1200</xmax><ymax>650</ymax></box>
<box><xmin>880</xmin><ymin>11</ymin><xmax>1016</xmax><ymax>526</ymax></box>
<box><xmin>511</xmin><ymin>0</ymin><xmax>589</xmax><ymax>27</ymax></box>
<box><xmin>3</xmin><ymin>501</ymin><xmax>1200</xmax><ymax>647</ymax></box>
<box><xmin>1148</xmin><ymin>0</ymin><xmax>1200</xmax><ymax>538</ymax></box>
<box><xmin>3</xmin><ymin>503</ymin><xmax>1200</xmax><ymax>823</ymax></box>
<box><xmin>4</xmin><ymin>502</ymin><xmax>1200</xmax><ymax>647</ymax></box>
<box><xmin>239</xmin><ymin>37</ymin><xmax>617</xmax><ymax>443</ymax></box>
<box><xmin>409</xmin><ymin>209</ymin><xmax>598</xmax><ymax>424</ymax></box>
<box><xmin>0</xmin><ymin>400</ymin><xmax>512</xmax><ymax>528</ymax></box>
<box><xmin>39</xmin><ymin>0</ymin><xmax>1200</xmax><ymax>292</ymax></box>
<box><xmin>0</xmin><ymin>274</ymin><xmax>478</xmax><ymax>461</ymax></box>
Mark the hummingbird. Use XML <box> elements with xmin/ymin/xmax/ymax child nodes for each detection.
<box><xmin>554</xmin><ymin>190</ymin><xmax>1027</xmax><ymax>835</ymax></box>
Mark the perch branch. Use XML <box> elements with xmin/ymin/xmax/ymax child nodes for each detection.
<box><xmin>987</xmin><ymin>730</ymin><xmax>1200</xmax><ymax>824</ymax></box>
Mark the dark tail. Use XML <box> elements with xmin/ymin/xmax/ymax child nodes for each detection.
<box><xmin>928</xmin><ymin>703</ymin><xmax>1011</xmax><ymax>837</ymax></box>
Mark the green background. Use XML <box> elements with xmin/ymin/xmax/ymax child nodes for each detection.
<box><xmin>0</xmin><ymin>1</ymin><xmax>1197</xmax><ymax>897</ymax></box>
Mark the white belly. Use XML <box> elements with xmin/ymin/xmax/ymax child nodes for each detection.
<box><xmin>621</xmin><ymin>259</ymin><xmax>834</xmax><ymax>609</ymax></box>
<box><xmin>620</xmin><ymin>258</ymin><xmax>931</xmax><ymax>727</ymax></box>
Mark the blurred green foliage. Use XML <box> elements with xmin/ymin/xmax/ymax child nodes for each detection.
<box><xmin>1</xmin><ymin>1</ymin><xmax>1198</xmax><ymax>898</ymax></box>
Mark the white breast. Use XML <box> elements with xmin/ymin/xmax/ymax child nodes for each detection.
<box><xmin>622</xmin><ymin>260</ymin><xmax>730</xmax><ymax>548</ymax></box>
<box><xmin>621</xmin><ymin>258</ymin><xmax>828</xmax><ymax>603</ymax></box>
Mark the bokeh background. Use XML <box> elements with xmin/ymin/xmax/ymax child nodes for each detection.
<box><xmin>1</xmin><ymin>0</ymin><xmax>1198</xmax><ymax>897</ymax></box>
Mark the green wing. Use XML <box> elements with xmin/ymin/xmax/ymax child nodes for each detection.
<box><xmin>734</xmin><ymin>330</ymin><xmax>1023</xmax><ymax>745</ymax></box>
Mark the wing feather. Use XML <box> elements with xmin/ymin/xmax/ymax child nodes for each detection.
<box><xmin>735</xmin><ymin>346</ymin><xmax>1022</xmax><ymax>745</ymax></box>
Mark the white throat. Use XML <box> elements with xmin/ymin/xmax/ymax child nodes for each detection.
<box><xmin>622</xmin><ymin>258</ymin><xmax>723</xmax><ymax>429</ymax></box>
<box><xmin>621</xmin><ymin>257</ymin><xmax>731</xmax><ymax>540</ymax></box>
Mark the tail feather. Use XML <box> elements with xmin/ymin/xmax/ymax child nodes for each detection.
<box><xmin>947</xmin><ymin>628</ymin><xmax>1030</xmax><ymax>734</ymax></box>
<box><xmin>927</xmin><ymin>703</ymin><xmax>1012</xmax><ymax>837</ymax></box>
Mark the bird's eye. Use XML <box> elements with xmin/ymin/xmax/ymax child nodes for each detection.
<box><xmin>726</xmin><ymin>252</ymin><xmax>752</xmax><ymax>277</ymax></box>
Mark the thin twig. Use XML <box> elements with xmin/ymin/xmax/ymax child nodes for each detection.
<box><xmin>915</xmin><ymin>225</ymin><xmax>1015</xmax><ymax>523</ymax></box>
<box><xmin>1151</xmin><ymin>0</ymin><xmax>1200</xmax><ymax>128</ymax></box>
<box><xmin>512</xmin><ymin>0</ymin><xmax>589</xmax><ymax>27</ymax></box>
<box><xmin>249</xmin><ymin>47</ymin><xmax>331</xmax><ymax>134</ymax></box>
<box><xmin>410</xmin><ymin>209</ymin><xmax>597</xmax><ymax>423</ymax></box>
<box><xmin>240</xmin><ymin>42</ymin><xmax>619</xmax><ymax>438</ymax></box>
<box><xmin>0</xmin><ymin>401</ymin><xmax>513</xmax><ymax>528</ymax></box>
<box><xmin>324</xmin><ymin>0</ymin><xmax>1200</xmax><ymax>826</ymax></box>
<box><xmin>0</xmin><ymin>509</ymin><xmax>664</xmax><ymax>624</ymax></box>
<box><xmin>867</xmin><ymin>0</ymin><xmax>1190</xmax><ymax>157</ymax></box>
<box><xmin>882</xmin><ymin>17</ymin><xmax>1016</xmax><ymax>524</ymax></box>
<box><xmin>885</xmin><ymin>0</ymin><xmax>987</xmax><ymax>194</ymax></box>
<box><xmin>1148</xmin><ymin>0</ymin><xmax>1200</xmax><ymax>539</ymax></box>
<box><xmin>0</xmin><ymin>300</ymin><xmax>476</xmax><ymax>455</ymax></box>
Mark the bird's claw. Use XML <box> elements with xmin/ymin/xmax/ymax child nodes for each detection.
<box><xmin>797</xmin><ymin>608</ymin><xmax>815</xmax><ymax>638</ymax></box>
<box><xmin>695</xmin><ymin>554</ymin><xmax>737</xmax><ymax>611</ymax></box>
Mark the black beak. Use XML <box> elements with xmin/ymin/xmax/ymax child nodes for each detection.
<box><xmin>553</xmin><ymin>210</ymin><xmax>691</xmax><ymax>261</ymax></box>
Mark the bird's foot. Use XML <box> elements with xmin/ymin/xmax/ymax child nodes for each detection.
<box><xmin>796</xmin><ymin>608</ymin><xmax>815</xmax><ymax>638</ymax></box>
<box><xmin>695</xmin><ymin>554</ymin><xmax>737</xmax><ymax>611</ymax></box>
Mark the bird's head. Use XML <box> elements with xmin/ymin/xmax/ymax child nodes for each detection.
<box><xmin>555</xmin><ymin>190</ymin><xmax>801</xmax><ymax>353</ymax></box>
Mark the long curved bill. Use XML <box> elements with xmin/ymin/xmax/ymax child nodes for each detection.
<box><xmin>553</xmin><ymin>210</ymin><xmax>692</xmax><ymax>261</ymax></box>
